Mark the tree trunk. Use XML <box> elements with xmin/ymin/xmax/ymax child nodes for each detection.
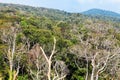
<box><xmin>48</xmin><ymin>61</ymin><xmax>51</xmax><ymax>80</ymax></box>
<box><xmin>91</xmin><ymin>67</ymin><xmax>95</xmax><ymax>80</ymax></box>
<box><xmin>85</xmin><ymin>51</ymin><xmax>88</xmax><ymax>80</ymax></box>
<box><xmin>95</xmin><ymin>73</ymin><xmax>99</xmax><ymax>80</ymax></box>
<box><xmin>8</xmin><ymin>71</ymin><xmax>12</xmax><ymax>80</ymax></box>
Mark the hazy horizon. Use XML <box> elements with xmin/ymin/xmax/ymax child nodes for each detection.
<box><xmin>0</xmin><ymin>0</ymin><xmax>120</xmax><ymax>13</ymax></box>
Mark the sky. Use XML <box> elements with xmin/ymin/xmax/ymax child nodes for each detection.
<box><xmin>0</xmin><ymin>0</ymin><xmax>120</xmax><ymax>13</ymax></box>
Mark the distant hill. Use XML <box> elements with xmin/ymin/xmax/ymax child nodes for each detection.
<box><xmin>0</xmin><ymin>3</ymin><xmax>120</xmax><ymax>22</ymax></box>
<box><xmin>0</xmin><ymin>3</ymin><xmax>73</xmax><ymax>21</ymax></box>
<box><xmin>82</xmin><ymin>9</ymin><xmax>120</xmax><ymax>20</ymax></box>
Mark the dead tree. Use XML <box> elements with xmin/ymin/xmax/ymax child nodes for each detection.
<box><xmin>28</xmin><ymin>37</ymin><xmax>68</xmax><ymax>80</ymax></box>
<box><xmin>0</xmin><ymin>26</ymin><xmax>26</xmax><ymax>80</ymax></box>
<box><xmin>71</xmin><ymin>30</ymin><xmax>120</xmax><ymax>80</ymax></box>
<box><xmin>53</xmin><ymin>60</ymin><xmax>69</xmax><ymax>80</ymax></box>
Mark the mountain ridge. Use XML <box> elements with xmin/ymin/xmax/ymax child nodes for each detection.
<box><xmin>0</xmin><ymin>3</ymin><xmax>120</xmax><ymax>22</ymax></box>
<box><xmin>82</xmin><ymin>8</ymin><xmax>120</xmax><ymax>19</ymax></box>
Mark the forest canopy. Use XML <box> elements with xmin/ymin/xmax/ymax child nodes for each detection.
<box><xmin>0</xmin><ymin>3</ymin><xmax>120</xmax><ymax>80</ymax></box>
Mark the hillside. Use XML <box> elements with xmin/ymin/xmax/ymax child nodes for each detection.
<box><xmin>82</xmin><ymin>9</ymin><xmax>120</xmax><ymax>22</ymax></box>
<box><xmin>0</xmin><ymin>3</ymin><xmax>120</xmax><ymax>22</ymax></box>
<box><xmin>0</xmin><ymin>3</ymin><xmax>70</xmax><ymax>20</ymax></box>
<box><xmin>0</xmin><ymin>3</ymin><xmax>120</xmax><ymax>80</ymax></box>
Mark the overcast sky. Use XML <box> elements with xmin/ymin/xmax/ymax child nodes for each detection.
<box><xmin>0</xmin><ymin>0</ymin><xmax>120</xmax><ymax>13</ymax></box>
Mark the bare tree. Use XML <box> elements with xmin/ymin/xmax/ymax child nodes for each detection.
<box><xmin>53</xmin><ymin>60</ymin><xmax>68</xmax><ymax>80</ymax></box>
<box><xmin>28</xmin><ymin>43</ymin><xmax>47</xmax><ymax>80</ymax></box>
<box><xmin>28</xmin><ymin>37</ymin><xmax>68</xmax><ymax>80</ymax></box>
<box><xmin>0</xmin><ymin>26</ymin><xmax>26</xmax><ymax>80</ymax></box>
<box><xmin>71</xmin><ymin>30</ymin><xmax>120</xmax><ymax>80</ymax></box>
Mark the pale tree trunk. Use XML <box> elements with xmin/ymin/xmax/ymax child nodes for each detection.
<box><xmin>91</xmin><ymin>65</ymin><xmax>95</xmax><ymax>80</ymax></box>
<box><xmin>85</xmin><ymin>62</ymin><xmax>89</xmax><ymax>80</ymax></box>
<box><xmin>91</xmin><ymin>52</ymin><xmax>98</xmax><ymax>80</ymax></box>
<box><xmin>8</xmin><ymin>32</ymin><xmax>16</xmax><ymax>80</ymax></box>
<box><xmin>13</xmin><ymin>63</ymin><xmax>20</xmax><ymax>80</ymax></box>
<box><xmin>48</xmin><ymin>61</ymin><xmax>51</xmax><ymax>80</ymax></box>
<box><xmin>85</xmin><ymin>49</ymin><xmax>88</xmax><ymax>80</ymax></box>
<box><xmin>40</xmin><ymin>37</ymin><xmax>56</xmax><ymax>80</ymax></box>
<box><xmin>95</xmin><ymin>73</ymin><xmax>99</xmax><ymax>80</ymax></box>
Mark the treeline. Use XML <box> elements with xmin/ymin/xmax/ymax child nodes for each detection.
<box><xmin>0</xmin><ymin>3</ymin><xmax>120</xmax><ymax>80</ymax></box>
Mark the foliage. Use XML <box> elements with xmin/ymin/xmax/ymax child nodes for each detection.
<box><xmin>0</xmin><ymin>3</ymin><xmax>120</xmax><ymax>80</ymax></box>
